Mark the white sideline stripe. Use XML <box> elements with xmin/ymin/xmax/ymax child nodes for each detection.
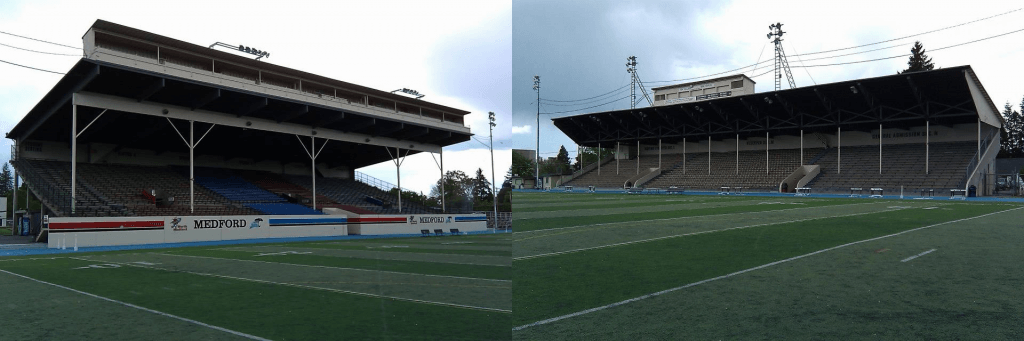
<box><xmin>514</xmin><ymin>206</ymin><xmax>906</xmax><ymax>261</ymax></box>
<box><xmin>0</xmin><ymin>268</ymin><xmax>272</xmax><ymax>341</ymax></box>
<box><xmin>0</xmin><ymin>257</ymin><xmax>65</xmax><ymax>262</ymax></box>
<box><xmin>70</xmin><ymin>257</ymin><xmax>511</xmax><ymax>314</ymax></box>
<box><xmin>513</xmin><ymin>201</ymin><xmax>878</xmax><ymax>235</ymax></box>
<box><xmin>901</xmin><ymin>249</ymin><xmax>937</xmax><ymax>262</ymax></box>
<box><xmin>213</xmin><ymin>246</ymin><xmax>511</xmax><ymax>267</ymax></box>
<box><xmin>157</xmin><ymin>252</ymin><xmax>511</xmax><ymax>283</ymax></box>
<box><xmin>512</xmin><ymin>206</ymin><xmax>1023</xmax><ymax>331</ymax></box>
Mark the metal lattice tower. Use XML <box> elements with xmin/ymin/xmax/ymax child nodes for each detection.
<box><xmin>533</xmin><ymin>75</ymin><xmax>540</xmax><ymax>187</ymax></box>
<box><xmin>767</xmin><ymin>23</ymin><xmax>796</xmax><ymax>91</ymax></box>
<box><xmin>625</xmin><ymin>56</ymin><xmax>653</xmax><ymax>109</ymax></box>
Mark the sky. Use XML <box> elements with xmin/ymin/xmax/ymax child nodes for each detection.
<box><xmin>0</xmin><ymin>0</ymin><xmax>512</xmax><ymax>195</ymax></box>
<box><xmin>511</xmin><ymin>0</ymin><xmax>1024</xmax><ymax>161</ymax></box>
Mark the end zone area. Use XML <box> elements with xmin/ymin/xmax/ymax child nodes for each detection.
<box><xmin>0</xmin><ymin>234</ymin><xmax>511</xmax><ymax>340</ymax></box>
<box><xmin>513</xmin><ymin>192</ymin><xmax>1024</xmax><ymax>339</ymax></box>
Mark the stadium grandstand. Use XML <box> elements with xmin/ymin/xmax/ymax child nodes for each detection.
<box><xmin>6</xmin><ymin>20</ymin><xmax>486</xmax><ymax>242</ymax></box>
<box><xmin>550</xmin><ymin>66</ymin><xmax>1002</xmax><ymax>197</ymax></box>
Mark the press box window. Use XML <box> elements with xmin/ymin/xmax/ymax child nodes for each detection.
<box><xmin>731</xmin><ymin>80</ymin><xmax>743</xmax><ymax>89</ymax></box>
<box><xmin>655</xmin><ymin>94</ymin><xmax>666</xmax><ymax>101</ymax></box>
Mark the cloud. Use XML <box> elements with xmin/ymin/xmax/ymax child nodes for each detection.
<box><xmin>511</xmin><ymin>125</ymin><xmax>531</xmax><ymax>134</ymax></box>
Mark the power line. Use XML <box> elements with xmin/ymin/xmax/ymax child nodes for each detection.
<box><xmin>643</xmin><ymin>7</ymin><xmax>1021</xmax><ymax>84</ymax></box>
<box><xmin>0</xmin><ymin>42</ymin><xmax>81</xmax><ymax>56</ymax></box>
<box><xmin>541</xmin><ymin>95</ymin><xmax>630</xmax><ymax>116</ymax></box>
<box><xmin>789</xmin><ymin>7</ymin><xmax>1022</xmax><ymax>58</ymax></box>
<box><xmin>540</xmin><ymin>86</ymin><xmax>630</xmax><ymax>106</ymax></box>
<box><xmin>540</xmin><ymin>84</ymin><xmax>630</xmax><ymax>103</ymax></box>
<box><xmin>0</xmin><ymin>30</ymin><xmax>81</xmax><ymax>50</ymax></box>
<box><xmin>0</xmin><ymin>58</ymin><xmax>65</xmax><ymax>74</ymax></box>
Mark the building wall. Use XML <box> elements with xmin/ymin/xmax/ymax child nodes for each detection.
<box><xmin>653</xmin><ymin>75</ymin><xmax>755</xmax><ymax>106</ymax></box>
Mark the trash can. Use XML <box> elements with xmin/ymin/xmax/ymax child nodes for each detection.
<box><xmin>20</xmin><ymin>217</ymin><xmax>29</xmax><ymax>236</ymax></box>
<box><xmin>968</xmin><ymin>185</ymin><xmax>977</xmax><ymax>198</ymax></box>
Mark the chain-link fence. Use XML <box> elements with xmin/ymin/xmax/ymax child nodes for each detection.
<box><xmin>989</xmin><ymin>172</ymin><xmax>1022</xmax><ymax>196</ymax></box>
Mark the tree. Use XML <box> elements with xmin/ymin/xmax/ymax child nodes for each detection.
<box><xmin>899</xmin><ymin>41</ymin><xmax>934</xmax><ymax>74</ymax></box>
<box><xmin>0</xmin><ymin>163</ymin><xmax>12</xmax><ymax>196</ymax></box>
<box><xmin>573</xmin><ymin>146</ymin><xmax>615</xmax><ymax>170</ymax></box>
<box><xmin>1000</xmin><ymin>101</ymin><xmax>1024</xmax><ymax>158</ymax></box>
<box><xmin>471</xmin><ymin>168</ymin><xmax>493</xmax><ymax>204</ymax></box>
<box><xmin>555</xmin><ymin>145</ymin><xmax>571</xmax><ymax>174</ymax></box>
<box><xmin>508</xmin><ymin>151</ymin><xmax>536</xmax><ymax>181</ymax></box>
<box><xmin>430</xmin><ymin>170</ymin><xmax>473</xmax><ymax>211</ymax></box>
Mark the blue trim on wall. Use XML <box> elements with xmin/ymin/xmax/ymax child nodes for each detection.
<box><xmin>268</xmin><ymin>218</ymin><xmax>348</xmax><ymax>226</ymax></box>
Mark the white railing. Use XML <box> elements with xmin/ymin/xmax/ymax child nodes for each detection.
<box><xmin>354</xmin><ymin>171</ymin><xmax>417</xmax><ymax>194</ymax></box>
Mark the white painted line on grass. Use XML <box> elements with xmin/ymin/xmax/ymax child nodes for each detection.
<box><xmin>901</xmin><ymin>249</ymin><xmax>937</xmax><ymax>262</ymax></box>
<box><xmin>157</xmin><ymin>252</ymin><xmax>511</xmax><ymax>283</ymax></box>
<box><xmin>0</xmin><ymin>268</ymin><xmax>272</xmax><ymax>341</ymax></box>
<box><xmin>0</xmin><ymin>257</ymin><xmax>65</xmax><ymax>262</ymax></box>
<box><xmin>514</xmin><ymin>201</ymin><xmax>880</xmax><ymax>235</ymax></box>
<box><xmin>512</xmin><ymin>206</ymin><xmax>1023</xmax><ymax>331</ymax></box>
<box><xmin>515</xmin><ymin>206</ymin><xmax>908</xmax><ymax>261</ymax></box>
<box><xmin>70</xmin><ymin>257</ymin><xmax>511</xmax><ymax>314</ymax></box>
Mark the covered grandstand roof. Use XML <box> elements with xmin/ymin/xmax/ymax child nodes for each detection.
<box><xmin>553</xmin><ymin>66</ymin><xmax>1002</xmax><ymax>147</ymax></box>
<box><xmin>7</xmin><ymin>20</ymin><xmax>473</xmax><ymax>169</ymax></box>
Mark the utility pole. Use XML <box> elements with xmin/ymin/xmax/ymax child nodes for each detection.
<box><xmin>533</xmin><ymin>76</ymin><xmax>540</xmax><ymax>189</ymax></box>
<box><xmin>489</xmin><ymin>112</ymin><xmax>498</xmax><ymax>233</ymax></box>
<box><xmin>767</xmin><ymin>23</ymin><xmax>796</xmax><ymax>91</ymax></box>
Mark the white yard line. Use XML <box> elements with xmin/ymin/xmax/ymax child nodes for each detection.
<box><xmin>0</xmin><ymin>268</ymin><xmax>272</xmax><ymax>341</ymax></box>
<box><xmin>514</xmin><ymin>201</ymin><xmax>879</xmax><ymax>235</ymax></box>
<box><xmin>514</xmin><ymin>206</ymin><xmax>907</xmax><ymax>261</ymax></box>
<box><xmin>70</xmin><ymin>257</ymin><xmax>511</xmax><ymax>314</ymax></box>
<box><xmin>156</xmin><ymin>252</ymin><xmax>510</xmax><ymax>283</ymax></box>
<box><xmin>512</xmin><ymin>206</ymin><xmax>1023</xmax><ymax>331</ymax></box>
<box><xmin>901</xmin><ymin>249</ymin><xmax>938</xmax><ymax>262</ymax></box>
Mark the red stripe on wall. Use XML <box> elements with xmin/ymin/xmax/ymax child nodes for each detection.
<box><xmin>50</xmin><ymin>220</ymin><xmax>164</xmax><ymax>230</ymax></box>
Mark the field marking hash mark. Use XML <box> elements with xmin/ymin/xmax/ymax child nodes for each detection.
<box><xmin>901</xmin><ymin>249</ymin><xmax>937</xmax><ymax>262</ymax></box>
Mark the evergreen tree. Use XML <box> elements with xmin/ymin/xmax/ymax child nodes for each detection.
<box><xmin>472</xmin><ymin>168</ymin><xmax>494</xmax><ymax>203</ymax></box>
<box><xmin>899</xmin><ymin>41</ymin><xmax>934</xmax><ymax>74</ymax></box>
<box><xmin>508</xmin><ymin>151</ymin><xmax>536</xmax><ymax>181</ymax></box>
<box><xmin>555</xmin><ymin>145</ymin><xmax>571</xmax><ymax>174</ymax></box>
<box><xmin>430</xmin><ymin>170</ymin><xmax>473</xmax><ymax>211</ymax></box>
<box><xmin>0</xmin><ymin>163</ymin><xmax>12</xmax><ymax>195</ymax></box>
<box><xmin>1000</xmin><ymin>101</ymin><xmax>1024</xmax><ymax>158</ymax></box>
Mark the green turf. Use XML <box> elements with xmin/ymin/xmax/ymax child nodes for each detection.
<box><xmin>0</xmin><ymin>258</ymin><xmax>508</xmax><ymax>340</ymax></box>
<box><xmin>287</xmin><ymin>243</ymin><xmax>511</xmax><ymax>256</ymax></box>
<box><xmin>169</xmin><ymin>248</ymin><xmax>512</xmax><ymax>280</ymax></box>
<box><xmin>514</xmin><ymin>201</ymin><xmax>1007</xmax><ymax>325</ymax></box>
<box><xmin>514</xmin><ymin>199</ymin><xmax>1024</xmax><ymax>340</ymax></box>
<box><xmin>513</xmin><ymin>197</ymin><xmax>853</xmax><ymax>232</ymax></box>
<box><xmin>513</xmin><ymin>196</ymin><xmax>737</xmax><ymax>212</ymax></box>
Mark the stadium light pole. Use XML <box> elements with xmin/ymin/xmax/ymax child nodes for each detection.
<box><xmin>533</xmin><ymin>76</ymin><xmax>540</xmax><ymax>189</ymax></box>
<box><xmin>489</xmin><ymin>112</ymin><xmax>498</xmax><ymax>233</ymax></box>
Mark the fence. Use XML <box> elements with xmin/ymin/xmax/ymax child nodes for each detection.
<box><xmin>485</xmin><ymin>211</ymin><xmax>511</xmax><ymax>231</ymax></box>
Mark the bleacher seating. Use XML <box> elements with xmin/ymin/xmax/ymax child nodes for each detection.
<box><xmin>286</xmin><ymin>175</ymin><xmax>434</xmax><ymax>214</ymax></box>
<box><xmin>244</xmin><ymin>203</ymin><xmax>323</xmax><ymax>215</ymax></box>
<box><xmin>806</xmin><ymin>141</ymin><xmax>974</xmax><ymax>193</ymax></box>
<box><xmin>564</xmin><ymin>154</ymin><xmax>686</xmax><ymax>188</ymax></box>
<box><xmin>642</xmin><ymin>148</ymin><xmax>819</xmax><ymax>192</ymax></box>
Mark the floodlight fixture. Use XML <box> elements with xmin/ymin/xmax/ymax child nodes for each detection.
<box><xmin>209</xmin><ymin>42</ymin><xmax>270</xmax><ymax>60</ymax></box>
<box><xmin>850</xmin><ymin>86</ymin><xmax>858</xmax><ymax>94</ymax></box>
<box><xmin>391</xmin><ymin>88</ymin><xmax>425</xmax><ymax>99</ymax></box>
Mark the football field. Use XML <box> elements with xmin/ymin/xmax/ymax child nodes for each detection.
<box><xmin>513</xmin><ymin>192</ymin><xmax>1024</xmax><ymax>340</ymax></box>
<box><xmin>0</xmin><ymin>234</ymin><xmax>511</xmax><ymax>340</ymax></box>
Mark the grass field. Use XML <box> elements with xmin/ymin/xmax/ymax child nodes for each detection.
<box><xmin>1</xmin><ymin>226</ymin><xmax>11</xmax><ymax>236</ymax></box>
<box><xmin>0</xmin><ymin>234</ymin><xmax>511</xmax><ymax>340</ymax></box>
<box><xmin>512</xmin><ymin>192</ymin><xmax>1024</xmax><ymax>340</ymax></box>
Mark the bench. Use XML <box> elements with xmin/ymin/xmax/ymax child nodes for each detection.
<box><xmin>563</xmin><ymin>185</ymin><xmax>573</xmax><ymax>192</ymax></box>
<box><xmin>849</xmin><ymin>187</ymin><xmax>864</xmax><ymax>197</ymax></box>
<box><xmin>795</xmin><ymin>187</ymin><xmax>811</xmax><ymax>197</ymax></box>
<box><xmin>719</xmin><ymin>186</ymin><xmax>731</xmax><ymax>195</ymax></box>
<box><xmin>869</xmin><ymin>188</ymin><xmax>884</xmax><ymax>198</ymax></box>
<box><xmin>420</xmin><ymin>229</ymin><xmax>431</xmax><ymax>237</ymax></box>
<box><xmin>433</xmin><ymin>229</ymin><xmax>445</xmax><ymax>236</ymax></box>
<box><xmin>667</xmin><ymin>186</ymin><xmax>685</xmax><ymax>194</ymax></box>
<box><xmin>627</xmin><ymin>188</ymin><xmax>644</xmax><ymax>194</ymax></box>
<box><xmin>449</xmin><ymin>228</ymin><xmax>461</xmax><ymax>236</ymax></box>
<box><xmin>920</xmin><ymin>189</ymin><xmax>934</xmax><ymax>197</ymax></box>
<box><xmin>949</xmin><ymin>189</ymin><xmax>967</xmax><ymax>200</ymax></box>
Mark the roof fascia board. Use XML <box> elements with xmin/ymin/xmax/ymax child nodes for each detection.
<box><xmin>964</xmin><ymin>70</ymin><xmax>1002</xmax><ymax>128</ymax></box>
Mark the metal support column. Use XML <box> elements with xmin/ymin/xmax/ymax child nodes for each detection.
<box><xmin>598</xmin><ymin>143</ymin><xmax>601</xmax><ymax>175</ymax></box>
<box><xmin>658</xmin><ymin>139</ymin><xmax>662</xmax><ymax>170</ymax></box>
<box><xmin>879</xmin><ymin>123</ymin><xmax>883</xmax><ymax>174</ymax></box>
<box><xmin>167</xmin><ymin>118</ymin><xmax>215</xmax><ymax>214</ymax></box>
<box><xmin>800</xmin><ymin>129</ymin><xmax>804</xmax><ymax>165</ymax></box>
<box><xmin>616</xmin><ymin>142</ymin><xmax>620</xmax><ymax>175</ymax></box>
<box><xmin>71</xmin><ymin>99</ymin><xmax>76</xmax><ymax>215</ymax></box>
<box><xmin>735</xmin><ymin>134</ymin><xmax>739</xmax><ymax>175</ymax></box>
<box><xmin>430</xmin><ymin>151</ymin><xmax>446</xmax><ymax>212</ymax></box>
<box><xmin>766</xmin><ymin>131</ymin><xmax>769</xmax><ymax>175</ymax></box>
<box><xmin>926</xmin><ymin>120</ymin><xmax>930</xmax><ymax>174</ymax></box>
<box><xmin>707</xmin><ymin>136</ymin><xmax>711</xmax><ymax>175</ymax></box>
<box><xmin>838</xmin><ymin>126</ymin><xmax>842</xmax><ymax>174</ymax></box>
<box><xmin>636</xmin><ymin>140</ymin><xmax>640</xmax><ymax>175</ymax></box>
<box><xmin>385</xmin><ymin>147</ymin><xmax>409</xmax><ymax>212</ymax></box>
<box><xmin>297</xmin><ymin>135</ymin><xmax>329</xmax><ymax>211</ymax></box>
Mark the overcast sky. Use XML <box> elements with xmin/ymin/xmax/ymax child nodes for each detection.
<box><xmin>0</xmin><ymin>0</ymin><xmax>511</xmax><ymax>195</ymax></box>
<box><xmin>511</xmin><ymin>0</ymin><xmax>1024</xmax><ymax>160</ymax></box>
